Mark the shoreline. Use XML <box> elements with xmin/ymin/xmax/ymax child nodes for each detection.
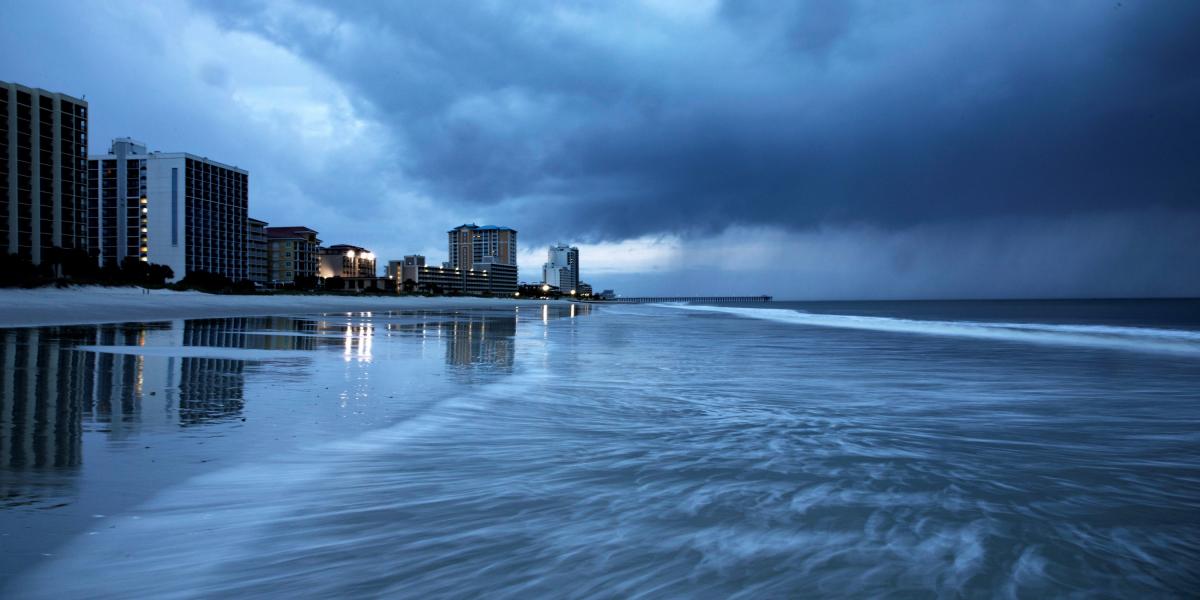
<box><xmin>0</xmin><ymin>286</ymin><xmax>570</xmax><ymax>329</ymax></box>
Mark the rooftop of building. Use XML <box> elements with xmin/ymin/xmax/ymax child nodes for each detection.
<box><xmin>266</xmin><ymin>226</ymin><xmax>320</xmax><ymax>240</ymax></box>
<box><xmin>0</xmin><ymin>80</ymin><xmax>88</xmax><ymax>105</ymax></box>
<box><xmin>110</xmin><ymin>137</ymin><xmax>148</xmax><ymax>151</ymax></box>
<box><xmin>448</xmin><ymin>223</ymin><xmax>516</xmax><ymax>233</ymax></box>
<box><xmin>322</xmin><ymin>244</ymin><xmax>372</xmax><ymax>254</ymax></box>
<box><xmin>88</xmin><ymin>137</ymin><xmax>248</xmax><ymax>174</ymax></box>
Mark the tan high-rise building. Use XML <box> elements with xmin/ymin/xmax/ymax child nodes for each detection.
<box><xmin>1</xmin><ymin>81</ymin><xmax>89</xmax><ymax>264</ymax></box>
<box><xmin>447</xmin><ymin>223</ymin><xmax>517</xmax><ymax>270</ymax></box>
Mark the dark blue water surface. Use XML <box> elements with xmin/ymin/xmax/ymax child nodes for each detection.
<box><xmin>2</xmin><ymin>300</ymin><xmax>1198</xmax><ymax>598</ymax></box>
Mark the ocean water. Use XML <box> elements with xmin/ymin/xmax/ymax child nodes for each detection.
<box><xmin>1</xmin><ymin>299</ymin><xmax>1198</xmax><ymax>598</ymax></box>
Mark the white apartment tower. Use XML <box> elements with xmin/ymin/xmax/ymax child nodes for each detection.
<box><xmin>542</xmin><ymin>243</ymin><xmax>579</xmax><ymax>293</ymax></box>
<box><xmin>88</xmin><ymin>138</ymin><xmax>248</xmax><ymax>280</ymax></box>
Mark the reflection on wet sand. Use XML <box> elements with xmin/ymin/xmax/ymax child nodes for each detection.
<box><xmin>444</xmin><ymin>315</ymin><xmax>516</xmax><ymax>369</ymax></box>
<box><xmin>0</xmin><ymin>305</ymin><xmax>589</xmax><ymax>499</ymax></box>
<box><xmin>0</xmin><ymin>322</ymin><xmax>251</xmax><ymax>507</ymax></box>
<box><xmin>0</xmin><ymin>329</ymin><xmax>86</xmax><ymax>471</ymax></box>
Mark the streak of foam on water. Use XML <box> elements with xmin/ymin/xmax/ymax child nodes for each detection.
<box><xmin>11</xmin><ymin>372</ymin><xmax>548</xmax><ymax>600</ymax></box>
<box><xmin>663</xmin><ymin>304</ymin><xmax>1200</xmax><ymax>356</ymax></box>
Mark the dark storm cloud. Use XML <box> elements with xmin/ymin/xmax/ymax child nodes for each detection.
<box><xmin>193</xmin><ymin>0</ymin><xmax>1200</xmax><ymax>244</ymax></box>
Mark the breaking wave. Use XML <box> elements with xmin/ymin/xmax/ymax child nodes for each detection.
<box><xmin>665</xmin><ymin>305</ymin><xmax>1200</xmax><ymax>356</ymax></box>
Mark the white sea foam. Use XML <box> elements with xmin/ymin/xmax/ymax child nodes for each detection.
<box><xmin>664</xmin><ymin>305</ymin><xmax>1200</xmax><ymax>356</ymax></box>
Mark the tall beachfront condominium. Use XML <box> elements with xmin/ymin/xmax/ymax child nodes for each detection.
<box><xmin>265</xmin><ymin>226</ymin><xmax>321</xmax><ymax>285</ymax></box>
<box><xmin>447</xmin><ymin>223</ymin><xmax>518</xmax><ymax>270</ymax></box>
<box><xmin>1</xmin><ymin>80</ymin><xmax>89</xmax><ymax>264</ymax></box>
<box><xmin>247</xmin><ymin>217</ymin><xmax>268</xmax><ymax>284</ymax></box>
<box><xmin>542</xmin><ymin>243</ymin><xmax>580</xmax><ymax>293</ymax></box>
<box><xmin>88</xmin><ymin>138</ymin><xmax>248</xmax><ymax>280</ymax></box>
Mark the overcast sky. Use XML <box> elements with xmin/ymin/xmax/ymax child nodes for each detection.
<box><xmin>3</xmin><ymin>1</ymin><xmax>1197</xmax><ymax>298</ymax></box>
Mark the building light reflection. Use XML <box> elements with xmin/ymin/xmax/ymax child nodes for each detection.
<box><xmin>342</xmin><ymin>323</ymin><xmax>374</xmax><ymax>362</ymax></box>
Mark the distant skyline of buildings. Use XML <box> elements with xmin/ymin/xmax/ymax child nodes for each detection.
<box><xmin>2</xmin><ymin>79</ymin><xmax>605</xmax><ymax>295</ymax></box>
<box><xmin>383</xmin><ymin>224</ymin><xmax>523</xmax><ymax>295</ymax></box>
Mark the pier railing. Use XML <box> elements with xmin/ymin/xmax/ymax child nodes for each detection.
<box><xmin>592</xmin><ymin>295</ymin><xmax>772</xmax><ymax>304</ymax></box>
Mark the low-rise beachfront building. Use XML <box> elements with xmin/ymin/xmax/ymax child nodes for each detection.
<box><xmin>414</xmin><ymin>263</ymin><xmax>513</xmax><ymax>295</ymax></box>
<box><xmin>322</xmin><ymin>276</ymin><xmax>394</xmax><ymax>292</ymax></box>
<box><xmin>1</xmin><ymin>81</ymin><xmax>89</xmax><ymax>266</ymax></box>
<box><xmin>318</xmin><ymin>244</ymin><xmax>376</xmax><ymax>279</ymax></box>
<box><xmin>88</xmin><ymin>138</ymin><xmax>249</xmax><ymax>281</ymax></box>
<box><xmin>481</xmin><ymin>262</ymin><xmax>518</xmax><ymax>295</ymax></box>
<box><xmin>395</xmin><ymin>255</ymin><xmax>425</xmax><ymax>290</ymax></box>
<box><xmin>247</xmin><ymin>217</ymin><xmax>268</xmax><ymax>284</ymax></box>
<box><xmin>266</xmin><ymin>226</ymin><xmax>320</xmax><ymax>286</ymax></box>
<box><xmin>395</xmin><ymin>253</ymin><xmax>516</xmax><ymax>295</ymax></box>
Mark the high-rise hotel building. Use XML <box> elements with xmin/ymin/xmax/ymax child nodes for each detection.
<box><xmin>88</xmin><ymin>138</ymin><xmax>248</xmax><ymax>280</ymax></box>
<box><xmin>542</xmin><ymin>243</ymin><xmax>580</xmax><ymax>293</ymax></box>
<box><xmin>447</xmin><ymin>223</ymin><xmax>517</xmax><ymax>269</ymax></box>
<box><xmin>1</xmin><ymin>81</ymin><xmax>89</xmax><ymax>264</ymax></box>
<box><xmin>443</xmin><ymin>224</ymin><xmax>519</xmax><ymax>294</ymax></box>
